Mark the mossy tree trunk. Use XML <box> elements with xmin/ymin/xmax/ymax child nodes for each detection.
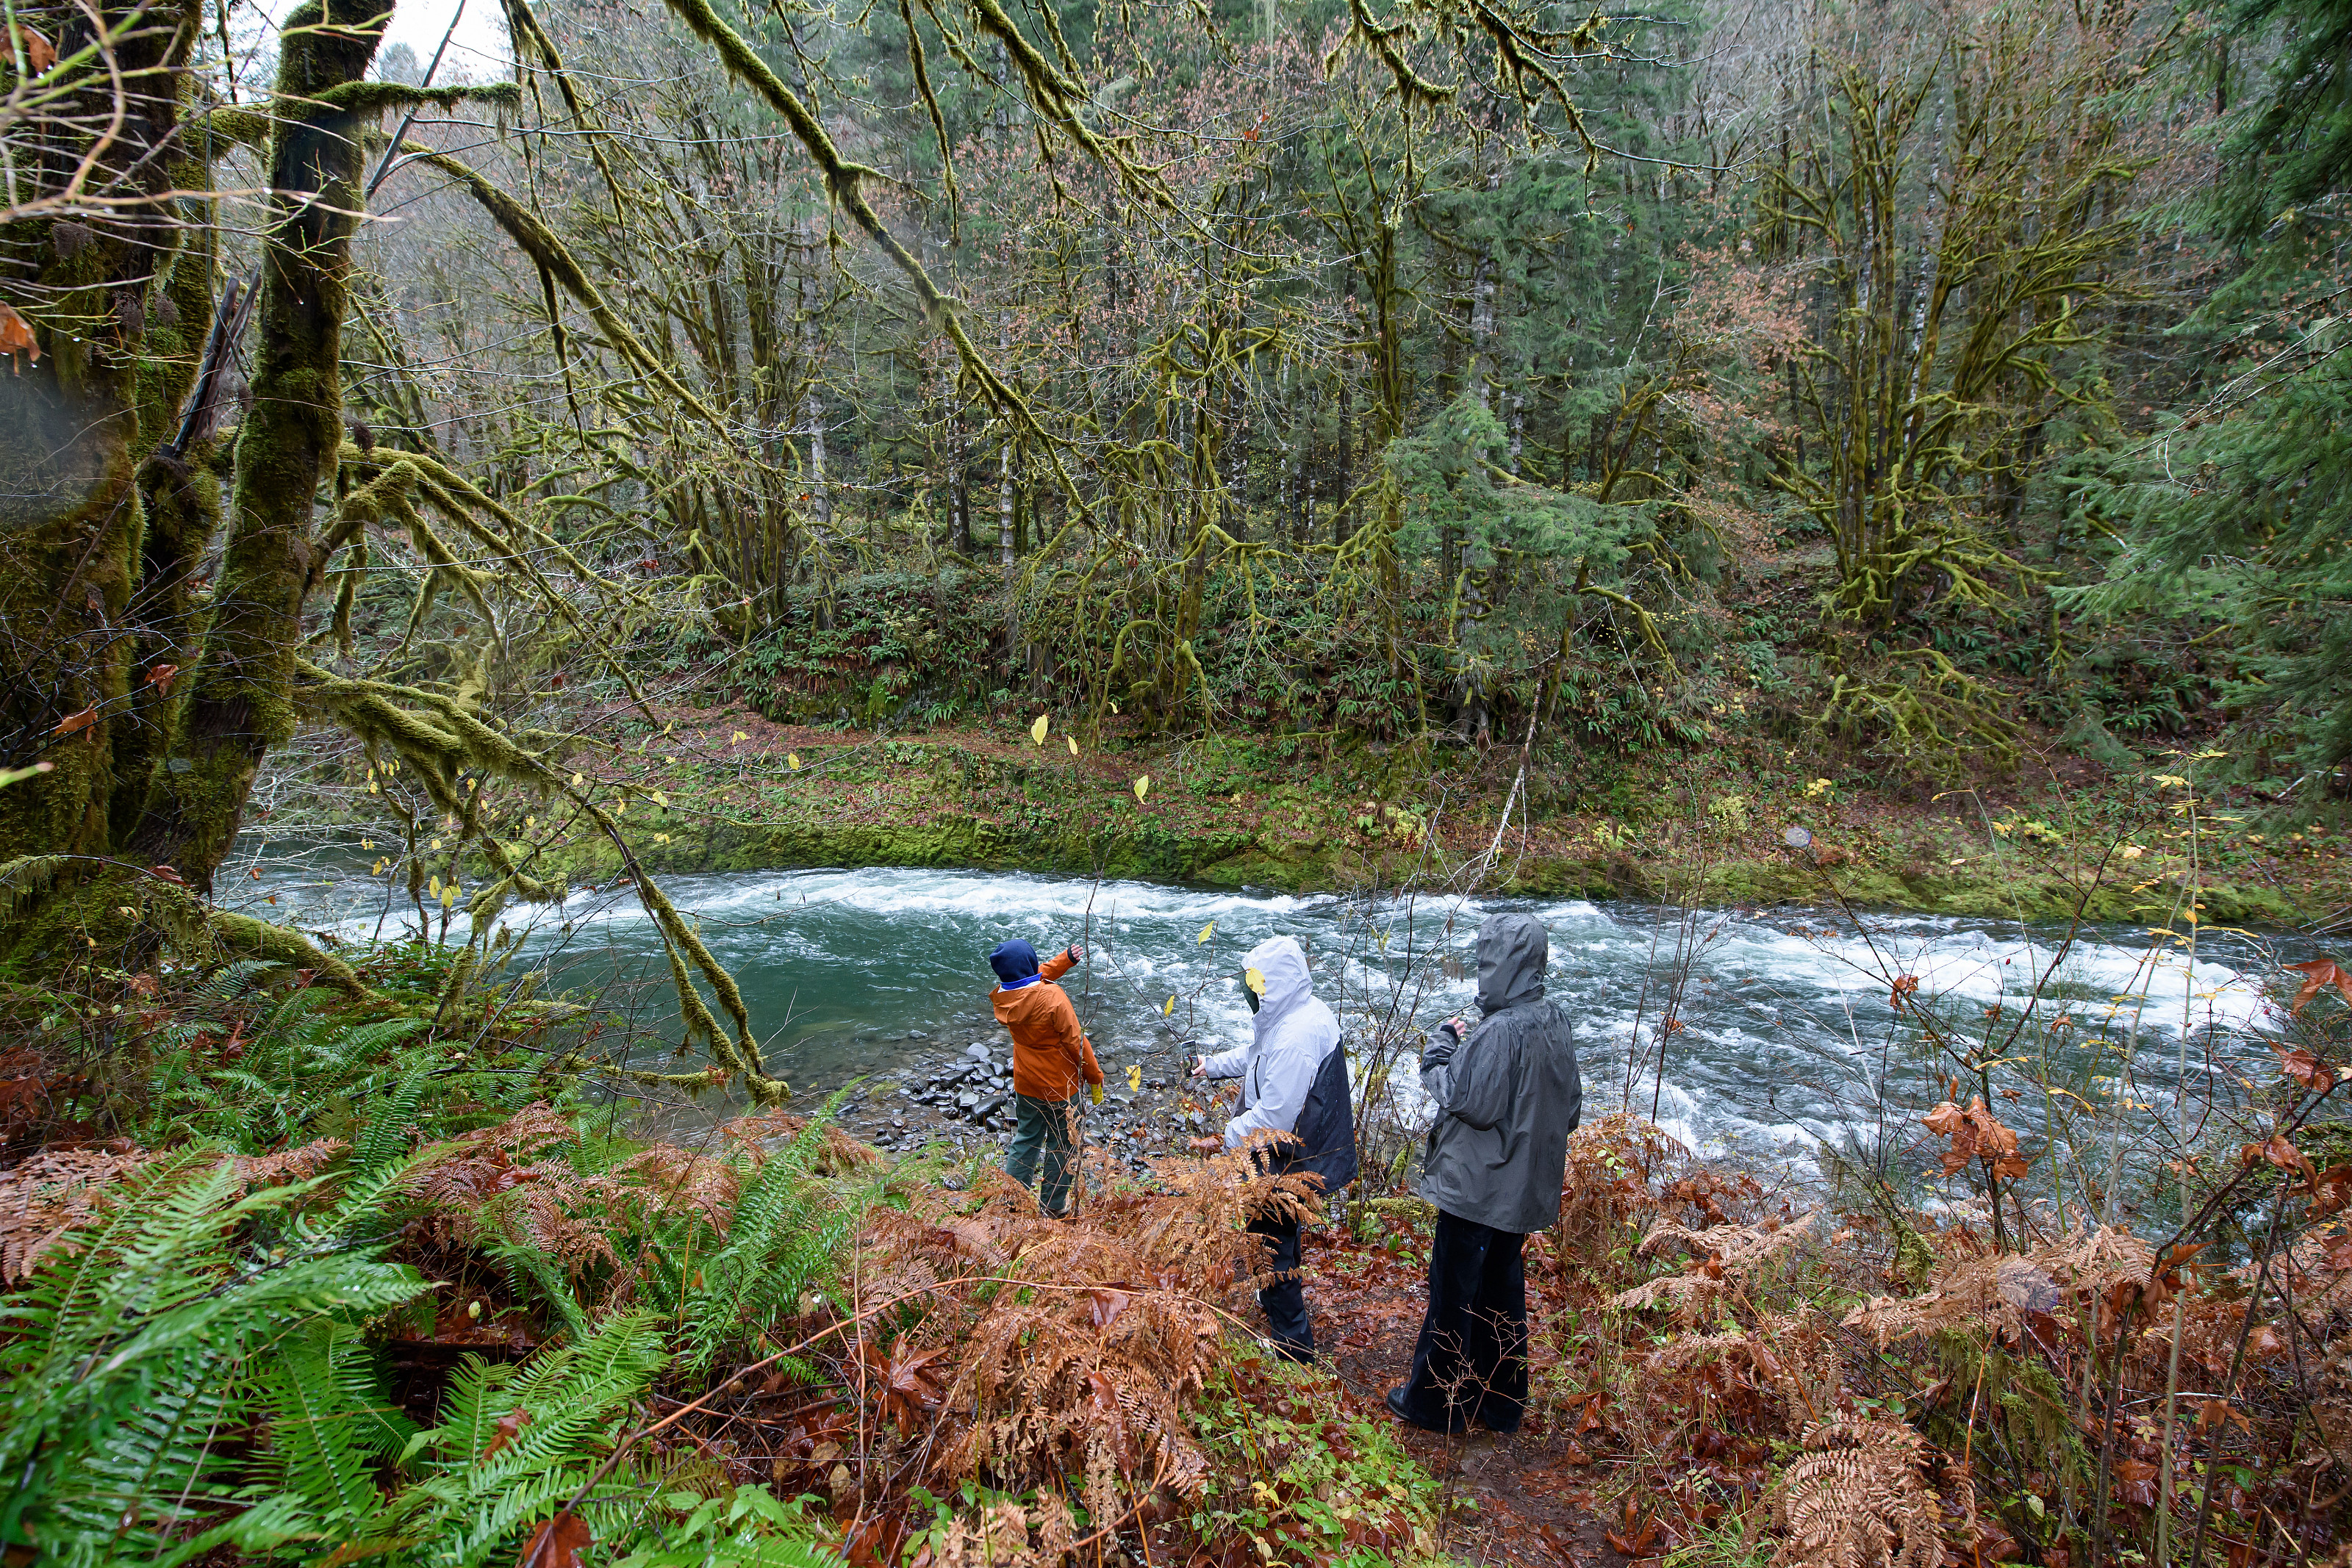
<box><xmin>0</xmin><ymin>0</ymin><xmax>203</xmax><ymax>871</ymax></box>
<box><xmin>126</xmin><ymin>0</ymin><xmax>391</xmax><ymax>891</ymax></box>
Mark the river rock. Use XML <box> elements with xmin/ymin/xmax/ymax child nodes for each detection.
<box><xmin>964</xmin><ymin>1044</ymin><xmax>991</xmax><ymax>1062</ymax></box>
<box><xmin>956</xmin><ymin>1091</ymin><xmax>980</xmax><ymax>1111</ymax></box>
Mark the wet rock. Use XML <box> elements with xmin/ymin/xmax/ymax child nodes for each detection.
<box><xmin>956</xmin><ymin>1091</ymin><xmax>980</xmax><ymax>1111</ymax></box>
<box><xmin>964</xmin><ymin>1044</ymin><xmax>991</xmax><ymax>1062</ymax></box>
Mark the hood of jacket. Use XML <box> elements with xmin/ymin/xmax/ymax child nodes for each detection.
<box><xmin>1475</xmin><ymin>913</ymin><xmax>1549</xmax><ymax>1015</ymax></box>
<box><xmin>1244</xmin><ymin>936</ymin><xmax>1319</xmax><ymax>1049</ymax></box>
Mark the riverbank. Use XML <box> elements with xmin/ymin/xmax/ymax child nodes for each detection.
<box><xmin>456</xmin><ymin>704</ymin><xmax>2345</xmax><ymax>930</ymax></box>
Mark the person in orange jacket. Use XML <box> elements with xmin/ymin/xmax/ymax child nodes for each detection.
<box><xmin>989</xmin><ymin>938</ymin><xmax>1105</xmax><ymax>1216</ymax></box>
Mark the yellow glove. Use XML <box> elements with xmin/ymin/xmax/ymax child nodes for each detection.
<box><xmin>1089</xmin><ymin>1082</ymin><xmax>1105</xmax><ymax>1106</ymax></box>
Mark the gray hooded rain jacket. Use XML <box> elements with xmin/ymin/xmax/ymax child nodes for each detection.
<box><xmin>1416</xmin><ymin>913</ymin><xmax>1580</xmax><ymax>1233</ymax></box>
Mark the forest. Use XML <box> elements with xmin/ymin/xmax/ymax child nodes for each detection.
<box><xmin>4</xmin><ymin>0</ymin><xmax>2352</xmax><ymax>1557</ymax></box>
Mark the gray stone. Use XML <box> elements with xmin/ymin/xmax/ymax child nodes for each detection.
<box><xmin>964</xmin><ymin>1044</ymin><xmax>992</xmax><ymax>1062</ymax></box>
<box><xmin>956</xmin><ymin>1091</ymin><xmax>980</xmax><ymax>1110</ymax></box>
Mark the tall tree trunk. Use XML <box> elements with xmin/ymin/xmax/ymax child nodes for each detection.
<box><xmin>0</xmin><ymin>0</ymin><xmax>201</xmax><ymax>875</ymax></box>
<box><xmin>128</xmin><ymin>0</ymin><xmax>390</xmax><ymax>891</ymax></box>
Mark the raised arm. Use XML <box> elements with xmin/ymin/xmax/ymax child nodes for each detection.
<box><xmin>1421</xmin><ymin>1016</ymin><xmax>1518</xmax><ymax>1130</ymax></box>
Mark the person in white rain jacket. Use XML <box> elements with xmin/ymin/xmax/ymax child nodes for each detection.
<box><xmin>1190</xmin><ymin>935</ymin><xmax>1358</xmax><ymax>1362</ymax></box>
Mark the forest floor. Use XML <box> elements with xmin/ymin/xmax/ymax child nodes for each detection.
<box><xmin>422</xmin><ymin>696</ymin><xmax>2352</xmax><ymax>929</ymax></box>
<box><xmin>1301</xmin><ymin>1224</ymin><xmax>1635</xmax><ymax>1568</ymax></box>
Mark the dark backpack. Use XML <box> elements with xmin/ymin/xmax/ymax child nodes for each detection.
<box><xmin>1274</xmin><ymin>1040</ymin><xmax>1358</xmax><ymax>1195</ymax></box>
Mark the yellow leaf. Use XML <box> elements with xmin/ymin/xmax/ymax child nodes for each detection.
<box><xmin>654</xmin><ymin>833</ymin><xmax>671</xmax><ymax>845</ymax></box>
<box><xmin>570</xmin><ymin>772</ymin><xmax>583</xmax><ymax>788</ymax></box>
<box><xmin>2120</xmin><ymin>844</ymin><xmax>2143</xmax><ymax>859</ymax></box>
<box><xmin>430</xmin><ymin>837</ymin><xmax>442</xmax><ymax>851</ymax></box>
<box><xmin>663</xmin><ymin>721</ymin><xmax>674</xmax><ymax>735</ymax></box>
<box><xmin>1066</xmin><ymin>736</ymin><xmax>1078</xmax><ymax>756</ymax></box>
<box><xmin>361</xmin><ymin>838</ymin><xmax>374</xmax><ymax>850</ymax></box>
<box><xmin>2153</xmin><ymin>774</ymin><xmax>2187</xmax><ymax>788</ymax></box>
<box><xmin>731</xmin><ymin>730</ymin><xmax>748</xmax><ymax>744</ymax></box>
<box><xmin>787</xmin><ymin>752</ymin><xmax>801</xmax><ymax>771</ymax></box>
<box><xmin>1127</xmin><ymin>1064</ymin><xmax>1143</xmax><ymax>1091</ymax></box>
<box><xmin>2183</xmin><ymin>909</ymin><xmax>2199</xmax><ymax>925</ymax></box>
<box><xmin>373</xmin><ymin>858</ymin><xmax>387</xmax><ymax>875</ymax></box>
<box><xmin>429</xmin><ymin>875</ymin><xmax>442</xmax><ymax>898</ymax></box>
<box><xmin>1244</xmin><ymin>966</ymin><xmax>1266</xmax><ymax>996</ymax></box>
<box><xmin>442</xmin><ymin>883</ymin><xmax>457</xmax><ymax>907</ymax></box>
<box><xmin>524</xmin><ymin>816</ymin><xmax>535</xmax><ymax>829</ymax></box>
<box><xmin>1134</xmin><ymin>776</ymin><xmax>1150</xmax><ymax>802</ymax></box>
<box><xmin>1110</xmin><ymin>702</ymin><xmax>1119</xmax><ymax>714</ymax></box>
<box><xmin>1030</xmin><ymin>713</ymin><xmax>1050</xmax><ymax>746</ymax></box>
<box><xmin>1197</xmin><ymin>921</ymin><xmax>1213</xmax><ymax>944</ymax></box>
<box><xmin>1164</xmin><ymin>995</ymin><xmax>1176</xmax><ymax>1016</ymax></box>
<box><xmin>651</xmin><ymin>791</ymin><xmax>668</xmax><ymax>809</ymax></box>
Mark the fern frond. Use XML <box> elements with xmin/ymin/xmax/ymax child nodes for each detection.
<box><xmin>373</xmin><ymin>1315</ymin><xmax>668</xmax><ymax>1566</ymax></box>
<box><xmin>257</xmin><ymin>1323</ymin><xmax>387</xmax><ymax>1531</ymax></box>
<box><xmin>355</xmin><ymin>1062</ymin><xmax>434</xmax><ymax>1173</ymax></box>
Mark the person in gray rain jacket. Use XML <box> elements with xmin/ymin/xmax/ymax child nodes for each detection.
<box><xmin>1190</xmin><ymin>935</ymin><xmax>1358</xmax><ymax>1363</ymax></box>
<box><xmin>1388</xmin><ymin>912</ymin><xmax>1579</xmax><ymax>1434</ymax></box>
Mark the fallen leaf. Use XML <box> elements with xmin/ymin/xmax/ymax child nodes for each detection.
<box><xmin>481</xmin><ymin>1405</ymin><xmax>531</xmax><ymax>1461</ymax></box>
<box><xmin>54</xmin><ymin>707</ymin><xmax>96</xmax><ymax>737</ymax></box>
<box><xmin>0</xmin><ymin>301</ymin><xmax>37</xmax><ymax>371</ymax></box>
<box><xmin>10</xmin><ymin>23</ymin><xmax>55</xmax><ymax>71</ymax></box>
<box><xmin>517</xmin><ymin>1510</ymin><xmax>590</xmax><ymax>1568</ymax></box>
<box><xmin>148</xmin><ymin>865</ymin><xmax>184</xmax><ymax>885</ymax></box>
<box><xmin>1030</xmin><ymin>713</ymin><xmax>1049</xmax><ymax>745</ymax></box>
<box><xmin>1065</xmin><ymin>735</ymin><xmax>1078</xmax><ymax>756</ymax></box>
<box><xmin>144</xmin><ymin>663</ymin><xmax>178</xmax><ymax>694</ymax></box>
<box><xmin>1133</xmin><ymin>775</ymin><xmax>1150</xmax><ymax>802</ymax></box>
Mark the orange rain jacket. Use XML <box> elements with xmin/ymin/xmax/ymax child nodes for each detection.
<box><xmin>992</xmin><ymin>949</ymin><xmax>1105</xmax><ymax>1102</ymax></box>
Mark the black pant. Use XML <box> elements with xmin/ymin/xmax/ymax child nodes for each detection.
<box><xmin>1250</xmin><ymin>1215</ymin><xmax>1314</xmax><ymax>1364</ymax></box>
<box><xmin>1396</xmin><ymin>1210</ymin><xmax>1527</xmax><ymax>1434</ymax></box>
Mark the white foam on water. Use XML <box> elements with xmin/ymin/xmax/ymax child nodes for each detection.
<box><xmin>245</xmin><ymin>855</ymin><xmax>2305</xmax><ymax>1152</ymax></box>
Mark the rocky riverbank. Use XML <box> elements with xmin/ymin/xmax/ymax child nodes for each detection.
<box><xmin>822</xmin><ymin>1025</ymin><xmax>1245</xmax><ymax>1170</ymax></box>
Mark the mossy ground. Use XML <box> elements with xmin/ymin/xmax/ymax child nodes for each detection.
<box><xmin>338</xmin><ymin>700</ymin><xmax>2348</xmax><ymax>930</ymax></box>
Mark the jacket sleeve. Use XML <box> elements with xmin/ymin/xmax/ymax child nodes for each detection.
<box><xmin>1197</xmin><ymin>1043</ymin><xmax>1249</xmax><ymax>1079</ymax></box>
<box><xmin>1421</xmin><ymin>1015</ymin><xmax>1518</xmax><ymax>1131</ymax></box>
<box><xmin>1039</xmin><ymin>949</ymin><xmax>1078</xmax><ymax>984</ymax></box>
<box><xmin>1223</xmin><ymin>1038</ymin><xmax>1319</xmax><ymax>1150</ymax></box>
<box><xmin>1055</xmin><ymin>992</ymin><xmax>1102</xmax><ymax>1086</ymax></box>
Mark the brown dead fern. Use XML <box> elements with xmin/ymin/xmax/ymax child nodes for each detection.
<box><xmin>1768</xmin><ymin>1418</ymin><xmax>1959</xmax><ymax>1568</ymax></box>
<box><xmin>1612</xmin><ymin>1208</ymin><xmax>1818</xmax><ymax>1325</ymax></box>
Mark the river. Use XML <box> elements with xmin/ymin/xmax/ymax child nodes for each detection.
<box><xmin>241</xmin><ymin>847</ymin><xmax>2297</xmax><ymax>1170</ymax></box>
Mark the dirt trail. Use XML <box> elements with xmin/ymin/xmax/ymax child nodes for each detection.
<box><xmin>1301</xmin><ymin>1225</ymin><xmax>1631</xmax><ymax>1568</ymax></box>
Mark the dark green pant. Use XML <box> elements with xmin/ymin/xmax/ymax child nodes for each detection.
<box><xmin>1004</xmin><ymin>1093</ymin><xmax>1079</xmax><ymax>1215</ymax></box>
